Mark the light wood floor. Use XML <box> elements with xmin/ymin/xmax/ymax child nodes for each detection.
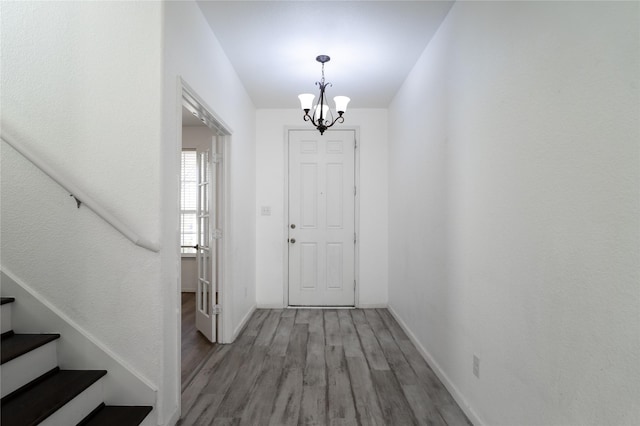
<box><xmin>180</xmin><ymin>305</ymin><xmax>472</xmax><ymax>425</ymax></box>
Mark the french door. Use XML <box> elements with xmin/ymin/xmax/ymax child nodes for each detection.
<box><xmin>195</xmin><ymin>145</ymin><xmax>218</xmax><ymax>342</ymax></box>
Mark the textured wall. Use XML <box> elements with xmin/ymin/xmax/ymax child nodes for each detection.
<box><xmin>1</xmin><ymin>0</ymin><xmax>164</xmax><ymax>418</ymax></box>
<box><xmin>255</xmin><ymin>109</ymin><xmax>389</xmax><ymax>308</ymax></box>
<box><xmin>388</xmin><ymin>2</ymin><xmax>639</xmax><ymax>425</ymax></box>
<box><xmin>162</xmin><ymin>2</ymin><xmax>257</xmax><ymax>420</ymax></box>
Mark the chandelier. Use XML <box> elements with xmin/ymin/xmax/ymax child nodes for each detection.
<box><xmin>298</xmin><ymin>55</ymin><xmax>350</xmax><ymax>135</ymax></box>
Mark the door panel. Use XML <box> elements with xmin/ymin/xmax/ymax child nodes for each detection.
<box><xmin>195</xmin><ymin>147</ymin><xmax>217</xmax><ymax>342</ymax></box>
<box><xmin>288</xmin><ymin>130</ymin><xmax>355</xmax><ymax>306</ymax></box>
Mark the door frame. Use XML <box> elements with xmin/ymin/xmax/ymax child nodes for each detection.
<box><xmin>282</xmin><ymin>127</ymin><xmax>360</xmax><ymax>307</ymax></box>
<box><xmin>177</xmin><ymin>77</ymin><xmax>233</xmax><ymax>345</ymax></box>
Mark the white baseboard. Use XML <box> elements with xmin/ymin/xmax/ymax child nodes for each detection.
<box><xmin>256</xmin><ymin>303</ymin><xmax>285</xmax><ymax>309</ymax></box>
<box><xmin>230</xmin><ymin>304</ymin><xmax>256</xmax><ymax>343</ymax></box>
<box><xmin>0</xmin><ymin>268</ymin><xmax>157</xmax><ymax>409</ymax></box>
<box><xmin>357</xmin><ymin>303</ymin><xmax>388</xmax><ymax>309</ymax></box>
<box><xmin>387</xmin><ymin>305</ymin><xmax>485</xmax><ymax>426</ymax></box>
<box><xmin>162</xmin><ymin>407</ymin><xmax>180</xmax><ymax>426</ymax></box>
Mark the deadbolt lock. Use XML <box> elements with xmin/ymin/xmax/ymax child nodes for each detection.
<box><xmin>291</xmin><ymin>224</ymin><xmax>296</xmax><ymax>229</ymax></box>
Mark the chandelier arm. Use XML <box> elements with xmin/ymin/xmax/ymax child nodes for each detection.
<box><xmin>324</xmin><ymin>114</ymin><xmax>345</xmax><ymax>131</ymax></box>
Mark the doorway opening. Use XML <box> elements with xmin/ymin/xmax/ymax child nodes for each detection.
<box><xmin>179</xmin><ymin>79</ymin><xmax>231</xmax><ymax>391</ymax></box>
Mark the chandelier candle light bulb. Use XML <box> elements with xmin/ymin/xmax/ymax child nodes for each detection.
<box><xmin>298</xmin><ymin>55</ymin><xmax>350</xmax><ymax>135</ymax></box>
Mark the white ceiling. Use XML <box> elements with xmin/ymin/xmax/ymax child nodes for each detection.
<box><xmin>196</xmin><ymin>1</ymin><xmax>454</xmax><ymax>109</ymax></box>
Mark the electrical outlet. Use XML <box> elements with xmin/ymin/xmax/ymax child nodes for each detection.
<box><xmin>260</xmin><ymin>206</ymin><xmax>271</xmax><ymax>216</ymax></box>
<box><xmin>473</xmin><ymin>355</ymin><xmax>480</xmax><ymax>378</ymax></box>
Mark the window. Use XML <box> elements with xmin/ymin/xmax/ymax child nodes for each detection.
<box><xmin>181</xmin><ymin>150</ymin><xmax>197</xmax><ymax>254</ymax></box>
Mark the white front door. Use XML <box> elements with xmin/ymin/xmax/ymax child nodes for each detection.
<box><xmin>288</xmin><ymin>129</ymin><xmax>356</xmax><ymax>306</ymax></box>
<box><xmin>195</xmin><ymin>146</ymin><xmax>217</xmax><ymax>342</ymax></box>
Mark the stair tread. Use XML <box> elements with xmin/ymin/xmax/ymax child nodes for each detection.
<box><xmin>79</xmin><ymin>403</ymin><xmax>153</xmax><ymax>426</ymax></box>
<box><xmin>1</xmin><ymin>368</ymin><xmax>107</xmax><ymax>426</ymax></box>
<box><xmin>1</xmin><ymin>297</ymin><xmax>15</xmax><ymax>305</ymax></box>
<box><xmin>1</xmin><ymin>332</ymin><xmax>61</xmax><ymax>364</ymax></box>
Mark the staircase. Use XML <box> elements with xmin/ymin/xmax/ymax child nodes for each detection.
<box><xmin>1</xmin><ymin>297</ymin><xmax>152</xmax><ymax>426</ymax></box>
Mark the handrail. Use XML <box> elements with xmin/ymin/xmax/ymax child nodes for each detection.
<box><xmin>1</xmin><ymin>130</ymin><xmax>160</xmax><ymax>253</ymax></box>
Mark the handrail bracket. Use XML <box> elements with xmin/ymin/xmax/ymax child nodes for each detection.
<box><xmin>70</xmin><ymin>194</ymin><xmax>82</xmax><ymax>209</ymax></box>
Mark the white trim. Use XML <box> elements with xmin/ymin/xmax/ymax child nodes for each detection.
<box><xmin>0</xmin><ymin>130</ymin><xmax>159</xmax><ymax>253</ymax></box>
<box><xmin>231</xmin><ymin>304</ymin><xmax>256</xmax><ymax>342</ymax></box>
<box><xmin>282</xmin><ymin>127</ymin><xmax>360</xmax><ymax>308</ymax></box>
<box><xmin>287</xmin><ymin>306</ymin><xmax>355</xmax><ymax>310</ymax></box>
<box><xmin>356</xmin><ymin>303</ymin><xmax>388</xmax><ymax>309</ymax></box>
<box><xmin>256</xmin><ymin>304</ymin><xmax>285</xmax><ymax>309</ymax></box>
<box><xmin>387</xmin><ymin>305</ymin><xmax>486</xmax><ymax>426</ymax></box>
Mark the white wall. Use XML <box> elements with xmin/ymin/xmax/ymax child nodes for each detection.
<box><xmin>162</xmin><ymin>0</ymin><xmax>256</xmax><ymax>421</ymax></box>
<box><xmin>388</xmin><ymin>2</ymin><xmax>640</xmax><ymax>425</ymax></box>
<box><xmin>180</xmin><ymin>126</ymin><xmax>214</xmax><ymax>293</ymax></box>
<box><xmin>255</xmin><ymin>109</ymin><xmax>388</xmax><ymax>308</ymax></box>
<box><xmin>1</xmin><ymin>0</ymin><xmax>163</xmax><ymax>422</ymax></box>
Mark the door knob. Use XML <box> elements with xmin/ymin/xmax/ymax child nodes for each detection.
<box><xmin>290</xmin><ymin>238</ymin><xmax>296</xmax><ymax>244</ymax></box>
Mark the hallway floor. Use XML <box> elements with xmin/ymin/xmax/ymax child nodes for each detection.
<box><xmin>180</xmin><ymin>307</ymin><xmax>471</xmax><ymax>425</ymax></box>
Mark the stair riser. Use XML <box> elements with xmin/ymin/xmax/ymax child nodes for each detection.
<box><xmin>1</xmin><ymin>340</ymin><xmax>58</xmax><ymax>398</ymax></box>
<box><xmin>39</xmin><ymin>377</ymin><xmax>105</xmax><ymax>426</ymax></box>
<box><xmin>1</xmin><ymin>304</ymin><xmax>12</xmax><ymax>334</ymax></box>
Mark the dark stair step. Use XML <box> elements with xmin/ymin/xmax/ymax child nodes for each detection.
<box><xmin>1</xmin><ymin>332</ymin><xmax>61</xmax><ymax>364</ymax></box>
<box><xmin>78</xmin><ymin>402</ymin><xmax>153</xmax><ymax>426</ymax></box>
<box><xmin>1</xmin><ymin>367</ymin><xmax>107</xmax><ymax>426</ymax></box>
<box><xmin>1</xmin><ymin>297</ymin><xmax>15</xmax><ymax>305</ymax></box>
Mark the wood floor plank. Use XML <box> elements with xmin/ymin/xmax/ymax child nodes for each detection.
<box><xmin>325</xmin><ymin>345</ymin><xmax>357</xmax><ymax>422</ymax></box>
<box><xmin>213</xmin><ymin>418</ymin><xmax>240</xmax><ymax>426</ymax></box>
<box><xmin>181</xmin><ymin>344</ymin><xmax>232</xmax><ymax>415</ymax></box>
<box><xmin>324</xmin><ymin>310</ymin><xmax>342</xmax><ymax>346</ymax></box>
<box><xmin>245</xmin><ymin>309</ymin><xmax>270</xmax><ymax>336</ymax></box>
<box><xmin>269</xmin><ymin>316</ymin><xmax>295</xmax><ymax>357</ymax></box>
<box><xmin>240</xmin><ymin>355</ymin><xmax>285</xmax><ymax>425</ymax></box>
<box><xmin>354</xmin><ymin>317</ymin><xmax>390</xmax><ymax>371</ymax></box>
<box><xmin>300</xmin><ymin>385</ymin><xmax>326</xmax><ymax>425</ymax></box>
<box><xmin>268</xmin><ymin>367</ymin><xmax>303</xmax><ymax>426</ymax></box>
<box><xmin>396</xmin><ymin>335</ymin><xmax>471</xmax><ymax>425</ymax></box>
<box><xmin>202</xmin><ymin>334</ymin><xmax>255</xmax><ymax>395</ymax></box>
<box><xmin>308</xmin><ymin>309</ymin><xmax>324</xmax><ymax>334</ymax></box>
<box><xmin>179</xmin><ymin>393</ymin><xmax>224</xmax><ymax>426</ymax></box>
<box><xmin>350</xmin><ymin>309</ymin><xmax>368</xmax><ymax>327</ymax></box>
<box><xmin>371</xmin><ymin>369</ymin><xmax>418</xmax><ymax>426</ymax></box>
<box><xmin>330</xmin><ymin>419</ymin><xmax>360</xmax><ymax>426</ymax></box>
<box><xmin>281</xmin><ymin>308</ymin><xmax>297</xmax><ymax>318</ymax></box>
<box><xmin>403</xmin><ymin>384</ymin><xmax>447</xmax><ymax>426</ymax></box>
<box><xmin>338</xmin><ymin>309</ymin><xmax>364</xmax><ymax>358</ymax></box>
<box><xmin>255</xmin><ymin>309</ymin><xmax>282</xmax><ymax>346</ymax></box>
<box><xmin>377</xmin><ymin>308</ymin><xmax>410</xmax><ymax>341</ymax></box>
<box><xmin>294</xmin><ymin>309</ymin><xmax>311</xmax><ymax>324</ymax></box>
<box><xmin>366</xmin><ymin>309</ymin><xmax>417</xmax><ymax>386</ymax></box>
<box><xmin>284</xmin><ymin>323</ymin><xmax>309</xmax><ymax>370</ymax></box>
<box><xmin>345</xmin><ymin>355</ymin><xmax>385</xmax><ymax>426</ymax></box>
<box><xmin>363</xmin><ymin>309</ymin><xmax>387</xmax><ymax>333</ymax></box>
<box><xmin>304</xmin><ymin>328</ymin><xmax>326</xmax><ymax>387</ymax></box>
<box><xmin>216</xmin><ymin>345</ymin><xmax>269</xmax><ymax>418</ymax></box>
